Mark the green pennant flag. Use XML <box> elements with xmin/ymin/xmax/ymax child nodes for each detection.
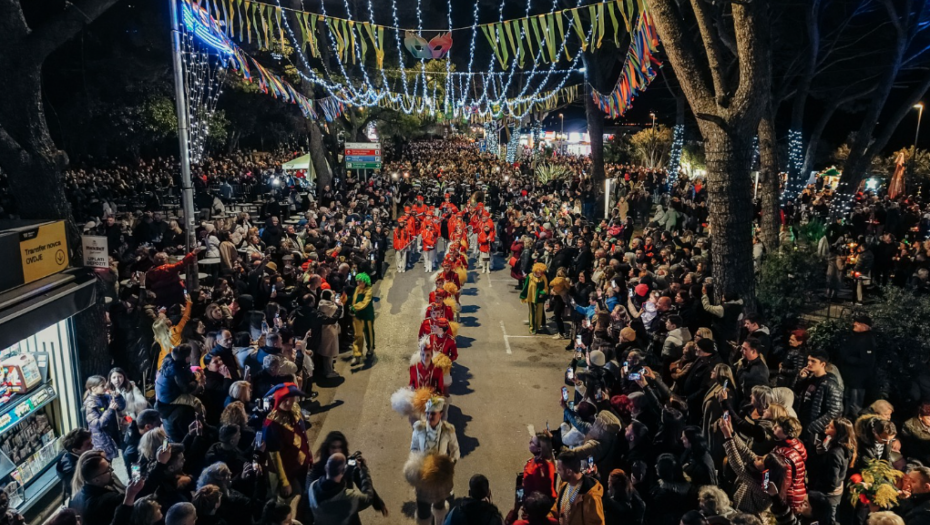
<box><xmin>596</xmin><ymin>3</ymin><xmax>606</xmax><ymax>48</ymax></box>
<box><xmin>522</xmin><ymin>18</ymin><xmax>535</xmax><ymax>60</ymax></box>
<box><xmin>297</xmin><ymin>11</ymin><xmax>310</xmax><ymax>52</ymax></box>
<box><xmin>276</xmin><ymin>7</ymin><xmax>284</xmax><ymax>51</ymax></box>
<box><xmin>481</xmin><ymin>24</ymin><xmax>504</xmax><ymax>67</ymax></box>
<box><xmin>608</xmin><ymin>1</ymin><xmax>621</xmax><ymax>46</ymax></box>
<box><xmin>358</xmin><ymin>22</ymin><xmax>368</xmax><ymax>62</ymax></box>
<box><xmin>243</xmin><ymin>0</ymin><xmax>252</xmax><ymax>44</ymax></box>
<box><xmin>588</xmin><ymin>5</ymin><xmax>597</xmax><ymax>49</ymax></box>
<box><xmin>530</xmin><ymin>15</ymin><xmax>549</xmax><ymax>64</ymax></box>
<box><xmin>496</xmin><ymin>23</ymin><xmax>510</xmax><ymax>68</ymax></box>
<box><xmin>571</xmin><ymin>9</ymin><xmax>587</xmax><ymax>52</ymax></box>
<box><xmin>347</xmin><ymin>21</ymin><xmax>357</xmax><ymax>64</ymax></box>
<box><xmin>511</xmin><ymin>19</ymin><xmax>525</xmax><ymax>68</ymax></box>
<box><xmin>555</xmin><ymin>11</ymin><xmax>570</xmax><ymax>61</ymax></box>
<box><xmin>545</xmin><ymin>13</ymin><xmax>557</xmax><ymax>62</ymax></box>
<box><xmin>503</xmin><ymin>20</ymin><xmax>518</xmax><ymax>66</ymax></box>
<box><xmin>311</xmin><ymin>14</ymin><xmax>319</xmax><ymax>56</ymax></box>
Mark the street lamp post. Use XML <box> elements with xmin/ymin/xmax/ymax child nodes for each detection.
<box><xmin>915</xmin><ymin>103</ymin><xmax>924</xmax><ymax>154</ymax></box>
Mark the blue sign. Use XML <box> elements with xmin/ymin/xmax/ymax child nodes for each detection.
<box><xmin>345</xmin><ymin>155</ymin><xmax>381</xmax><ymax>162</ymax></box>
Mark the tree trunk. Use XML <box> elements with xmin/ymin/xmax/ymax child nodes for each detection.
<box><xmin>582</xmin><ymin>55</ymin><xmax>605</xmax><ymax>186</ymax></box>
<box><xmin>758</xmin><ymin>107</ymin><xmax>780</xmax><ymax>251</ymax></box>
<box><xmin>309</xmin><ymin>122</ymin><xmax>333</xmax><ymax>192</ymax></box>
<box><xmin>704</xmin><ymin>130</ymin><xmax>756</xmax><ymax>303</ymax></box>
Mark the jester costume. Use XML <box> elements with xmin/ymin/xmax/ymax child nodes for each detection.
<box><xmin>520</xmin><ymin>263</ymin><xmax>549</xmax><ymax>334</ymax></box>
<box><xmin>350</xmin><ymin>273</ymin><xmax>376</xmax><ymax>361</ymax></box>
<box><xmin>262</xmin><ymin>383</ymin><xmax>312</xmax><ymax>504</ymax></box>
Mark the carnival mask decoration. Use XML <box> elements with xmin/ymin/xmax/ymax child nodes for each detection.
<box><xmin>404</xmin><ymin>31</ymin><xmax>453</xmax><ymax>59</ymax></box>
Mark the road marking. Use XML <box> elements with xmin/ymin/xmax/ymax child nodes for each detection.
<box><xmin>527</xmin><ymin>424</ymin><xmax>536</xmax><ymax>437</ymax></box>
<box><xmin>500</xmin><ymin>320</ymin><xmax>512</xmax><ymax>354</ymax></box>
<box><xmin>507</xmin><ymin>335</ymin><xmax>537</xmax><ymax>338</ymax></box>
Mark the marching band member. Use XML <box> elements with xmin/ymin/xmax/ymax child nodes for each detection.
<box><xmin>393</xmin><ymin>219</ymin><xmax>410</xmax><ymax>273</ymax></box>
<box><xmin>407</xmin><ymin>396</ymin><xmax>459</xmax><ymax>525</ymax></box>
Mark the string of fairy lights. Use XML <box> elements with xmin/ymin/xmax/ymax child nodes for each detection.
<box><xmin>271</xmin><ymin>0</ymin><xmax>595</xmax><ymax>118</ymax></box>
<box><xmin>180</xmin><ymin>4</ymin><xmax>228</xmax><ymax>164</ymax></box>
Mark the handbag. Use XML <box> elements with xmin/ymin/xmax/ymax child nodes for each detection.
<box><xmin>508</xmin><ymin>256</ymin><xmax>518</xmax><ymax>267</ymax></box>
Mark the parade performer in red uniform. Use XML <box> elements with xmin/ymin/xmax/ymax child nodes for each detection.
<box><xmin>429</xmin><ymin>318</ymin><xmax>457</xmax><ymax>362</ymax></box>
<box><xmin>477</xmin><ymin>225</ymin><xmax>493</xmax><ymax>274</ymax></box>
<box><xmin>408</xmin><ymin>338</ymin><xmax>444</xmax><ymax>395</ymax></box>
<box><xmin>421</xmin><ymin>217</ymin><xmax>438</xmax><ymax>273</ymax></box>
<box><xmin>394</xmin><ymin>219</ymin><xmax>410</xmax><ymax>273</ymax></box>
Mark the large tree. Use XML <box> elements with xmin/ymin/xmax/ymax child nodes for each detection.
<box><xmin>647</xmin><ymin>0</ymin><xmax>772</xmax><ymax>303</ymax></box>
<box><xmin>0</xmin><ymin>0</ymin><xmax>122</xmax><ymax>378</ymax></box>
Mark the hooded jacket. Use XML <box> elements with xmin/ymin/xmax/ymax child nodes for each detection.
<box><xmin>550</xmin><ymin>476</ymin><xmax>606</xmax><ymax>525</ymax></box>
<box><xmin>307</xmin><ymin>467</ymin><xmax>375</xmax><ymax>525</ymax></box>
<box><xmin>661</xmin><ymin>326</ymin><xmax>692</xmax><ymax>360</ymax></box>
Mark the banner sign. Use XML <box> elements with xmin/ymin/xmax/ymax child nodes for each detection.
<box><xmin>81</xmin><ymin>236</ymin><xmax>109</xmax><ymax>269</ymax></box>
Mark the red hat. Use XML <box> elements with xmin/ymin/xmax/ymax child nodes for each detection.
<box><xmin>266</xmin><ymin>382</ymin><xmax>307</xmax><ymax>409</ymax></box>
<box><xmin>635</xmin><ymin>283</ymin><xmax>649</xmax><ymax>297</ymax></box>
<box><xmin>435</xmin><ymin>318</ymin><xmax>450</xmax><ymax>329</ymax></box>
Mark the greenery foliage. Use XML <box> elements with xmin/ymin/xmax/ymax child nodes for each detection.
<box><xmin>535</xmin><ymin>163</ymin><xmax>573</xmax><ymax>184</ymax></box>
<box><xmin>756</xmin><ymin>245</ymin><xmax>826</xmax><ymax>326</ymax></box>
<box><xmin>848</xmin><ymin>460</ymin><xmax>904</xmax><ymax>509</ymax></box>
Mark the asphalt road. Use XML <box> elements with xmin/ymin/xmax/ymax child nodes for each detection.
<box><xmin>304</xmin><ymin>253</ymin><xmax>568</xmax><ymax>523</ymax></box>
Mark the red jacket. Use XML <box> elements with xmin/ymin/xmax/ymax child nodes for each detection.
<box><xmin>393</xmin><ymin>228</ymin><xmax>409</xmax><ymax>250</ymax></box>
<box><xmin>409</xmin><ymin>362</ymin><xmax>444</xmax><ymax>395</ymax></box>
<box><xmin>773</xmin><ymin>439</ymin><xmax>808</xmax><ymax>512</ymax></box>
<box><xmin>146</xmin><ymin>251</ymin><xmax>197</xmax><ymax>308</ymax></box>
<box><xmin>522</xmin><ymin>457</ymin><xmax>558</xmax><ymax>500</ymax></box>
<box><xmin>422</xmin><ymin>228</ymin><xmax>437</xmax><ymax>251</ymax></box>
<box><xmin>430</xmin><ymin>333</ymin><xmax>457</xmax><ymax>361</ymax></box>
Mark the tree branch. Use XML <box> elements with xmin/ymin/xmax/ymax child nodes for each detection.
<box><xmin>730</xmin><ymin>0</ymin><xmax>771</xmax><ymax>118</ymax></box>
<box><xmin>646</xmin><ymin>0</ymin><xmax>716</xmax><ymax>114</ymax></box>
<box><xmin>23</xmin><ymin>0</ymin><xmax>122</xmax><ymax>65</ymax></box>
<box><xmin>690</xmin><ymin>0</ymin><xmax>731</xmax><ymax>104</ymax></box>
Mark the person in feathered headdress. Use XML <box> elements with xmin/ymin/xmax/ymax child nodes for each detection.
<box><xmin>262</xmin><ymin>383</ymin><xmax>312</xmax><ymax>503</ymax></box>
<box><xmin>408</xmin><ymin>336</ymin><xmax>444</xmax><ymax>395</ymax></box>
<box><xmin>429</xmin><ymin>318</ymin><xmax>457</xmax><ymax>362</ymax></box>
<box><xmin>520</xmin><ymin>262</ymin><xmax>550</xmax><ymax>334</ymax></box>
<box><xmin>406</xmin><ymin>396</ymin><xmax>459</xmax><ymax>525</ymax></box>
<box><xmin>439</xmin><ymin>260</ymin><xmax>461</xmax><ymax>290</ymax></box>
<box><xmin>420</xmin><ymin>299</ymin><xmax>454</xmax><ymax>338</ymax></box>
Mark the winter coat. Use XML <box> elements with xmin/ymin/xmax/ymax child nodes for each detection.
<box><xmin>307</xmin><ymin>468</ymin><xmax>375</xmax><ymax>525</ymax></box>
<box><xmin>84</xmin><ymin>393</ymin><xmax>126</xmax><ymax>460</ymax></box>
<box><xmin>771</xmin><ymin>439</ymin><xmax>808</xmax><ymax>512</ymax></box>
<box><xmin>681</xmin><ymin>448</ymin><xmax>717</xmax><ymax>486</ymax></box>
<box><xmin>855</xmin><ymin>414</ymin><xmax>894</xmax><ymax>468</ymax></box>
<box><xmin>155</xmin><ymin>353</ymin><xmax>196</xmax><ymax>404</ymax></box>
<box><xmin>898</xmin><ymin>492</ymin><xmax>930</xmax><ymax>525</ymax></box>
<box><xmin>701</xmin><ymin>296</ymin><xmax>744</xmax><ymax>344</ymax></box>
<box><xmin>602</xmin><ymin>490</ymin><xmax>645</xmax><ymax>525</ymax></box>
<box><xmin>661</xmin><ymin>327</ymin><xmax>692</xmax><ymax>360</ymax></box>
<box><xmin>838</xmin><ymin>330</ymin><xmax>876</xmax><ymax>388</ymax></box>
<box><xmin>444</xmin><ymin>498</ymin><xmax>505</xmax><ymax>525</ymax></box>
<box><xmin>735</xmin><ymin>357</ymin><xmax>769</xmax><ymax>400</ymax></box>
<box><xmin>723</xmin><ymin>434</ymin><xmax>772</xmax><ymax>514</ymax></box>
<box><xmin>550</xmin><ymin>476</ymin><xmax>606</xmax><ymax>525</ymax></box>
<box><xmin>146</xmin><ymin>251</ymin><xmax>197</xmax><ymax>308</ymax></box>
<box><xmin>902</xmin><ymin>417</ymin><xmax>930</xmax><ymax>467</ymax></box>
<box><xmin>795</xmin><ymin>373</ymin><xmax>843</xmax><ymax>442</ymax></box>
<box><xmin>810</xmin><ymin>443</ymin><xmax>850</xmax><ymax>495</ymax></box>
<box><xmin>316</xmin><ymin>300</ymin><xmax>342</xmax><ymax>357</ymax></box>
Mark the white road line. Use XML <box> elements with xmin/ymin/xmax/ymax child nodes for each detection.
<box><xmin>527</xmin><ymin>424</ymin><xmax>536</xmax><ymax>437</ymax></box>
<box><xmin>506</xmin><ymin>335</ymin><xmax>537</xmax><ymax>338</ymax></box>
<box><xmin>500</xmin><ymin>320</ymin><xmax>512</xmax><ymax>354</ymax></box>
